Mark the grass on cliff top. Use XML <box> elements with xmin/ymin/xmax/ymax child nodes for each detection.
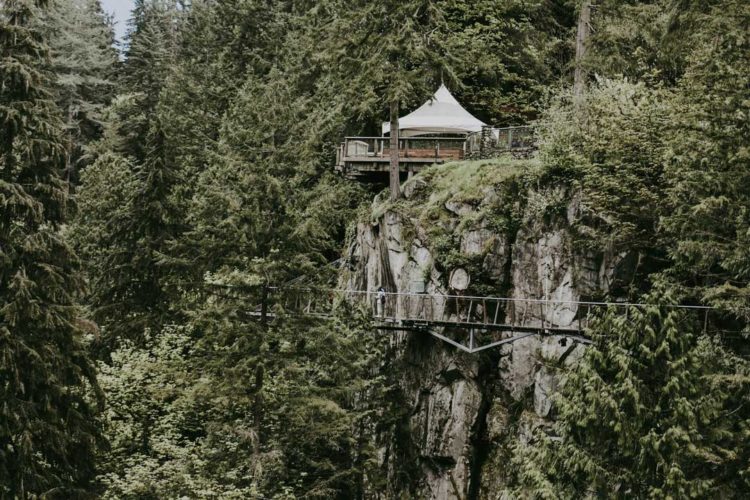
<box><xmin>369</xmin><ymin>153</ymin><xmax>540</xmax><ymax>223</ymax></box>
<box><xmin>421</xmin><ymin>155</ymin><xmax>538</xmax><ymax>203</ymax></box>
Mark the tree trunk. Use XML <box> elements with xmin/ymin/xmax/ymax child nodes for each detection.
<box><xmin>389</xmin><ymin>99</ymin><xmax>400</xmax><ymax>200</ymax></box>
<box><xmin>260</xmin><ymin>282</ymin><xmax>268</xmax><ymax>329</ymax></box>
<box><xmin>574</xmin><ymin>1</ymin><xmax>591</xmax><ymax>97</ymax></box>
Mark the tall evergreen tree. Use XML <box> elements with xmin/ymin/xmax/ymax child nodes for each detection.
<box><xmin>72</xmin><ymin>108</ymin><xmax>181</xmax><ymax>345</ymax></box>
<box><xmin>661</xmin><ymin>0</ymin><xmax>750</xmax><ymax>328</ymax></box>
<box><xmin>442</xmin><ymin>0</ymin><xmax>576</xmax><ymax>125</ymax></box>
<box><xmin>70</xmin><ymin>1</ymin><xmax>184</xmax><ymax>344</ymax></box>
<box><xmin>118</xmin><ymin>0</ymin><xmax>181</xmax><ymax>162</ymax></box>
<box><xmin>41</xmin><ymin>0</ymin><xmax>117</xmax><ymax>183</ymax></box>
<box><xmin>325</xmin><ymin>0</ymin><xmax>455</xmax><ymax>199</ymax></box>
<box><xmin>512</xmin><ymin>291</ymin><xmax>750</xmax><ymax>497</ymax></box>
<box><xmin>584</xmin><ymin>0</ymin><xmax>682</xmax><ymax>85</ymax></box>
<box><xmin>0</xmin><ymin>0</ymin><xmax>101</xmax><ymax>495</ymax></box>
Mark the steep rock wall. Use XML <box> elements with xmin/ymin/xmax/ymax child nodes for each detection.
<box><xmin>340</xmin><ymin>161</ymin><xmax>628</xmax><ymax>498</ymax></box>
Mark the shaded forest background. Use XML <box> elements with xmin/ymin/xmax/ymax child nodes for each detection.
<box><xmin>1</xmin><ymin>0</ymin><xmax>748</xmax><ymax>498</ymax></box>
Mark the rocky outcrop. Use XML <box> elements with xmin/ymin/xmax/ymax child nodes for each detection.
<box><xmin>341</xmin><ymin>168</ymin><xmax>627</xmax><ymax>498</ymax></box>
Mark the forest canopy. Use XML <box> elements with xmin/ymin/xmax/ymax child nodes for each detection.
<box><xmin>0</xmin><ymin>0</ymin><xmax>748</xmax><ymax>498</ymax></box>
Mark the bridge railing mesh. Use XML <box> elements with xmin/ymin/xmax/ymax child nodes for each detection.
<box><xmin>266</xmin><ymin>287</ymin><xmax>712</xmax><ymax>334</ymax></box>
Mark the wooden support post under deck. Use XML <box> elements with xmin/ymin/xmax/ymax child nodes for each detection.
<box><xmin>389</xmin><ymin>100</ymin><xmax>401</xmax><ymax>200</ymax></box>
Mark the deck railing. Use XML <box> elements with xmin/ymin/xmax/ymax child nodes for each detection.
<box><xmin>337</xmin><ymin>126</ymin><xmax>536</xmax><ymax>169</ymax></box>
<box><xmin>465</xmin><ymin>126</ymin><xmax>535</xmax><ymax>156</ymax></box>
<box><xmin>339</xmin><ymin>136</ymin><xmax>468</xmax><ymax>162</ymax></box>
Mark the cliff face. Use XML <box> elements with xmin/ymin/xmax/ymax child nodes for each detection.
<box><xmin>340</xmin><ymin>159</ymin><xmax>630</xmax><ymax>498</ymax></box>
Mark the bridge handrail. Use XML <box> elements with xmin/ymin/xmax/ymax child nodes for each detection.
<box><xmin>267</xmin><ymin>286</ymin><xmax>713</xmax><ymax>311</ymax></box>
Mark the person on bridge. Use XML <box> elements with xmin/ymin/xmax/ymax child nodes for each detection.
<box><xmin>377</xmin><ymin>287</ymin><xmax>386</xmax><ymax>317</ymax></box>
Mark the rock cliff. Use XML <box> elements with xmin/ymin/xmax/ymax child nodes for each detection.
<box><xmin>340</xmin><ymin>158</ymin><xmax>631</xmax><ymax>498</ymax></box>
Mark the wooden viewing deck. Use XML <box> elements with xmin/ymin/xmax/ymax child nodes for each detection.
<box><xmin>335</xmin><ymin>126</ymin><xmax>536</xmax><ymax>181</ymax></box>
<box><xmin>334</xmin><ymin>136</ymin><xmax>467</xmax><ymax>180</ymax></box>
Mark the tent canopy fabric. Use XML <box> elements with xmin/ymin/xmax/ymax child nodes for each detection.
<box><xmin>382</xmin><ymin>85</ymin><xmax>486</xmax><ymax>137</ymax></box>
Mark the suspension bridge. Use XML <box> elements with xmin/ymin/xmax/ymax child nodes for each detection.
<box><xmin>241</xmin><ymin>286</ymin><xmax>715</xmax><ymax>354</ymax></box>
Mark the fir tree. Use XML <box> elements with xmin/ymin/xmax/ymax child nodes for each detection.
<box><xmin>442</xmin><ymin>0</ymin><xmax>576</xmax><ymax>125</ymax></box>
<box><xmin>70</xmin><ymin>1</ymin><xmax>184</xmax><ymax>344</ymax></box>
<box><xmin>661</xmin><ymin>0</ymin><xmax>750</xmax><ymax>327</ymax></box>
<box><xmin>119</xmin><ymin>0</ymin><xmax>181</xmax><ymax>163</ymax></box>
<box><xmin>512</xmin><ymin>290</ymin><xmax>750</xmax><ymax>497</ymax></box>
<box><xmin>72</xmin><ymin>111</ymin><xmax>180</xmax><ymax>345</ymax></box>
<box><xmin>41</xmin><ymin>0</ymin><xmax>117</xmax><ymax>183</ymax></box>
<box><xmin>0</xmin><ymin>0</ymin><xmax>101</xmax><ymax>496</ymax></box>
<box><xmin>324</xmin><ymin>0</ymin><xmax>455</xmax><ymax>199</ymax></box>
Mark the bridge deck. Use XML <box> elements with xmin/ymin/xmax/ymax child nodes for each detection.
<box><xmin>246</xmin><ymin>287</ymin><xmax>713</xmax><ymax>354</ymax></box>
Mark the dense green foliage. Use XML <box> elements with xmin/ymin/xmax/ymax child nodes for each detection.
<box><xmin>509</xmin><ymin>2</ymin><xmax>750</xmax><ymax>496</ymax></box>
<box><xmin>0</xmin><ymin>0</ymin><xmax>101</xmax><ymax>496</ymax></box>
<box><xmin>41</xmin><ymin>0</ymin><xmax>117</xmax><ymax>181</ymax></box>
<box><xmin>661</xmin><ymin>0</ymin><xmax>750</xmax><ymax>324</ymax></box>
<box><xmin>513</xmin><ymin>292</ymin><xmax>749</xmax><ymax>497</ymax></box>
<box><xmin>1</xmin><ymin>0</ymin><xmax>748</xmax><ymax>497</ymax></box>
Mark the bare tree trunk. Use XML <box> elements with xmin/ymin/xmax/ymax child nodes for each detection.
<box><xmin>389</xmin><ymin>99</ymin><xmax>400</xmax><ymax>200</ymax></box>
<box><xmin>574</xmin><ymin>1</ymin><xmax>591</xmax><ymax>97</ymax></box>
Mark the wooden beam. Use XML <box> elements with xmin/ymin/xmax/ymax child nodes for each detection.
<box><xmin>389</xmin><ymin>100</ymin><xmax>401</xmax><ymax>200</ymax></box>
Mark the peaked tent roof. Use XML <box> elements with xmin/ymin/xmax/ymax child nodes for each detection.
<box><xmin>382</xmin><ymin>85</ymin><xmax>486</xmax><ymax>137</ymax></box>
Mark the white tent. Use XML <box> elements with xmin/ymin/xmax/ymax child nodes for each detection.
<box><xmin>382</xmin><ymin>85</ymin><xmax>486</xmax><ymax>137</ymax></box>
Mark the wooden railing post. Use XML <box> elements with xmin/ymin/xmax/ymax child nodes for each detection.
<box><xmin>389</xmin><ymin>100</ymin><xmax>401</xmax><ymax>200</ymax></box>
